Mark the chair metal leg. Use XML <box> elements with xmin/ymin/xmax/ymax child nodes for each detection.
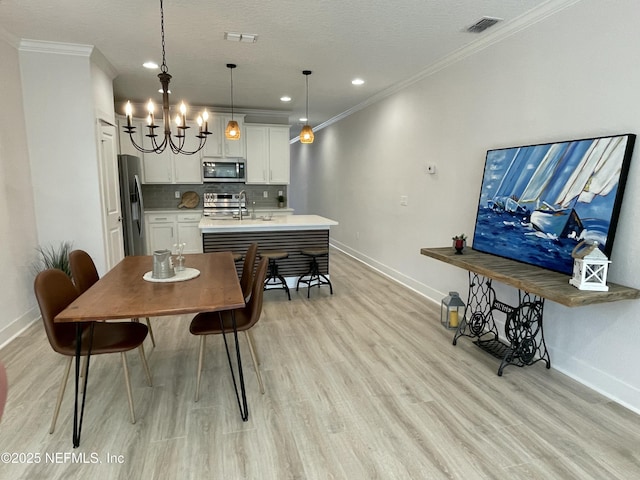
<box><xmin>195</xmin><ymin>335</ymin><xmax>206</xmax><ymax>402</ymax></box>
<box><xmin>50</xmin><ymin>356</ymin><xmax>73</xmax><ymax>434</ymax></box>
<box><xmin>245</xmin><ymin>330</ymin><xmax>260</xmax><ymax>365</ymax></box>
<box><xmin>146</xmin><ymin>317</ymin><xmax>156</xmax><ymax>347</ymax></box>
<box><xmin>244</xmin><ymin>330</ymin><xmax>264</xmax><ymax>394</ymax></box>
<box><xmin>138</xmin><ymin>344</ymin><xmax>153</xmax><ymax>387</ymax></box>
<box><xmin>121</xmin><ymin>352</ymin><xmax>135</xmax><ymax>424</ymax></box>
<box><xmin>133</xmin><ymin>317</ymin><xmax>156</xmax><ymax>348</ymax></box>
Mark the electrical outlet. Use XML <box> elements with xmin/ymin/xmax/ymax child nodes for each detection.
<box><xmin>278</xmin><ymin>190</ymin><xmax>283</xmax><ymax>196</ymax></box>
<box><xmin>174</xmin><ymin>191</ymin><xmax>180</xmax><ymax>199</ymax></box>
<box><xmin>263</xmin><ymin>191</ymin><xmax>268</xmax><ymax>198</ymax></box>
<box><xmin>400</xmin><ymin>195</ymin><xmax>408</xmax><ymax>206</ymax></box>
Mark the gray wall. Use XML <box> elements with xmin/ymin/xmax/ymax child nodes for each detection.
<box><xmin>291</xmin><ymin>0</ymin><xmax>640</xmax><ymax>413</ymax></box>
<box><xmin>0</xmin><ymin>32</ymin><xmax>39</xmax><ymax>347</ymax></box>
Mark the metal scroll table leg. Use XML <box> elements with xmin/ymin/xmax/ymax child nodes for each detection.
<box><xmin>452</xmin><ymin>275</ymin><xmax>551</xmax><ymax>376</ymax></box>
<box><xmin>497</xmin><ymin>293</ymin><xmax>551</xmax><ymax>376</ymax></box>
<box><xmin>453</xmin><ymin>272</ymin><xmax>499</xmax><ymax>345</ymax></box>
<box><xmin>219</xmin><ymin>311</ymin><xmax>248</xmax><ymax>421</ymax></box>
<box><xmin>73</xmin><ymin>322</ymin><xmax>94</xmax><ymax>448</ymax></box>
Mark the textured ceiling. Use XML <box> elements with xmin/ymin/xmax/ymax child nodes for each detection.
<box><xmin>0</xmin><ymin>0</ymin><xmax>573</xmax><ymax>138</ymax></box>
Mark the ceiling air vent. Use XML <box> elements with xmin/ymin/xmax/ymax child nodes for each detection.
<box><xmin>466</xmin><ymin>17</ymin><xmax>502</xmax><ymax>33</ymax></box>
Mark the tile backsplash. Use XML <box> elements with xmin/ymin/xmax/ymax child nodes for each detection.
<box><xmin>142</xmin><ymin>184</ymin><xmax>288</xmax><ymax>209</ymax></box>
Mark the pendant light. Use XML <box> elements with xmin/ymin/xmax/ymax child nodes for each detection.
<box><xmin>225</xmin><ymin>64</ymin><xmax>241</xmax><ymax>140</ymax></box>
<box><xmin>300</xmin><ymin>70</ymin><xmax>314</xmax><ymax>144</ymax></box>
<box><xmin>123</xmin><ymin>0</ymin><xmax>210</xmax><ymax>155</ymax></box>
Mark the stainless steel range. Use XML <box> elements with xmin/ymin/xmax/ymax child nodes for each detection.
<box><xmin>203</xmin><ymin>192</ymin><xmax>248</xmax><ymax>218</ymax></box>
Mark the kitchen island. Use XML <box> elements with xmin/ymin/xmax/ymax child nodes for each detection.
<box><xmin>199</xmin><ymin>215</ymin><xmax>339</xmax><ymax>283</ymax></box>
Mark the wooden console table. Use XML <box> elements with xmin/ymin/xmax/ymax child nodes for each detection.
<box><xmin>421</xmin><ymin>247</ymin><xmax>640</xmax><ymax>375</ymax></box>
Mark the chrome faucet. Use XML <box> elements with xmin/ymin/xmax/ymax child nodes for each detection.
<box><xmin>238</xmin><ymin>190</ymin><xmax>247</xmax><ymax>220</ymax></box>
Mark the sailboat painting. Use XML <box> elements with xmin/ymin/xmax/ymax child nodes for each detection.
<box><xmin>472</xmin><ymin>134</ymin><xmax>635</xmax><ymax>275</ymax></box>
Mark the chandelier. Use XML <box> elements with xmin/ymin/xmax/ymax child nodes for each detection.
<box><xmin>123</xmin><ymin>0</ymin><xmax>210</xmax><ymax>155</ymax></box>
<box><xmin>300</xmin><ymin>70</ymin><xmax>314</xmax><ymax>144</ymax></box>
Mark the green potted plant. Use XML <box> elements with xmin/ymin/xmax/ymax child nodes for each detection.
<box><xmin>452</xmin><ymin>234</ymin><xmax>466</xmax><ymax>254</ymax></box>
<box><xmin>277</xmin><ymin>194</ymin><xmax>285</xmax><ymax>208</ymax></box>
<box><xmin>31</xmin><ymin>241</ymin><xmax>73</xmax><ymax>277</ymax></box>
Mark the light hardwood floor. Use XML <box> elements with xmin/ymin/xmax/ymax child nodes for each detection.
<box><xmin>1</xmin><ymin>249</ymin><xmax>639</xmax><ymax>479</ymax></box>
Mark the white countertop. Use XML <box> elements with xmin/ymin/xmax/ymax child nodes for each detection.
<box><xmin>199</xmin><ymin>214</ymin><xmax>338</xmax><ymax>233</ymax></box>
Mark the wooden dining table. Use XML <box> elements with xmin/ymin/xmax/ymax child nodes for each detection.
<box><xmin>55</xmin><ymin>252</ymin><xmax>246</xmax><ymax>447</ymax></box>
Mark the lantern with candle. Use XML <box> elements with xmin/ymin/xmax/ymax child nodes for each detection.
<box><xmin>569</xmin><ymin>240</ymin><xmax>610</xmax><ymax>291</ymax></box>
<box><xmin>441</xmin><ymin>291</ymin><xmax>465</xmax><ymax>330</ymax></box>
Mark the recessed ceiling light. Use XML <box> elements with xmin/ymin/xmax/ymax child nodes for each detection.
<box><xmin>280</xmin><ymin>96</ymin><xmax>292</xmax><ymax>102</ymax></box>
<box><xmin>352</xmin><ymin>78</ymin><xmax>365</xmax><ymax>86</ymax></box>
<box><xmin>143</xmin><ymin>61</ymin><xmax>159</xmax><ymax>69</ymax></box>
<box><xmin>299</xmin><ymin>117</ymin><xmax>307</xmax><ymax>122</ymax></box>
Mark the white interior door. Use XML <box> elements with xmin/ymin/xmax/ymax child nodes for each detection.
<box><xmin>99</xmin><ymin>121</ymin><xmax>125</xmax><ymax>268</ymax></box>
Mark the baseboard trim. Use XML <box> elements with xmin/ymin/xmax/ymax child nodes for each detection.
<box><xmin>330</xmin><ymin>241</ymin><xmax>640</xmax><ymax>415</ymax></box>
<box><xmin>0</xmin><ymin>306</ymin><xmax>40</xmax><ymax>351</ymax></box>
<box><xmin>549</xmin><ymin>347</ymin><xmax>640</xmax><ymax>415</ymax></box>
<box><xmin>330</xmin><ymin>240</ymin><xmax>441</xmax><ymax>308</ymax></box>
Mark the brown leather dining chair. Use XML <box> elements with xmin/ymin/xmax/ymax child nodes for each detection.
<box><xmin>189</xmin><ymin>257</ymin><xmax>268</xmax><ymax>401</ymax></box>
<box><xmin>239</xmin><ymin>243</ymin><xmax>258</xmax><ymax>302</ymax></box>
<box><xmin>34</xmin><ymin>269</ymin><xmax>152</xmax><ymax>433</ymax></box>
<box><xmin>69</xmin><ymin>249</ymin><xmax>156</xmax><ymax>347</ymax></box>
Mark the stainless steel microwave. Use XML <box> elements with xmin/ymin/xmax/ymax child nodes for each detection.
<box><xmin>202</xmin><ymin>160</ymin><xmax>246</xmax><ymax>183</ymax></box>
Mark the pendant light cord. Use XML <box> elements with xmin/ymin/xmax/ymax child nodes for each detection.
<box><xmin>230</xmin><ymin>66</ymin><xmax>234</xmax><ymax>120</ymax></box>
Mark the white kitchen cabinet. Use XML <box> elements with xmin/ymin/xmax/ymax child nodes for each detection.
<box><xmin>146</xmin><ymin>213</ymin><xmax>176</xmax><ymax>253</ymax></box>
<box><xmin>201</xmin><ymin>115</ymin><xmax>223</xmax><ymax>157</ymax></box>
<box><xmin>145</xmin><ymin>211</ymin><xmax>203</xmax><ymax>254</ymax></box>
<box><xmin>142</xmin><ymin>143</ymin><xmax>173</xmax><ymax>183</ymax></box>
<box><xmin>142</xmin><ymin>120</ymin><xmax>203</xmax><ymax>184</ymax></box>
<box><xmin>245</xmin><ymin>124</ymin><xmax>291</xmax><ymax>184</ymax></box>
<box><xmin>177</xmin><ymin>212</ymin><xmax>203</xmax><ymax>253</ymax></box>
<box><xmin>202</xmin><ymin>114</ymin><xmax>246</xmax><ymax>159</ymax></box>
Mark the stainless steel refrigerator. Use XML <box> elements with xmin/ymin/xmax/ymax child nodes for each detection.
<box><xmin>118</xmin><ymin>154</ymin><xmax>145</xmax><ymax>256</ymax></box>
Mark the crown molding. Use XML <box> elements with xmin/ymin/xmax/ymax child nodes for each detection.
<box><xmin>90</xmin><ymin>47</ymin><xmax>118</xmax><ymax>80</ymax></box>
<box><xmin>19</xmin><ymin>39</ymin><xmax>94</xmax><ymax>56</ymax></box>
<box><xmin>18</xmin><ymin>39</ymin><xmax>118</xmax><ymax>78</ymax></box>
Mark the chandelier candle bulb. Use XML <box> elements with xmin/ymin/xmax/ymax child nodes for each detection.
<box><xmin>125</xmin><ymin>101</ymin><xmax>133</xmax><ymax>127</ymax></box>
